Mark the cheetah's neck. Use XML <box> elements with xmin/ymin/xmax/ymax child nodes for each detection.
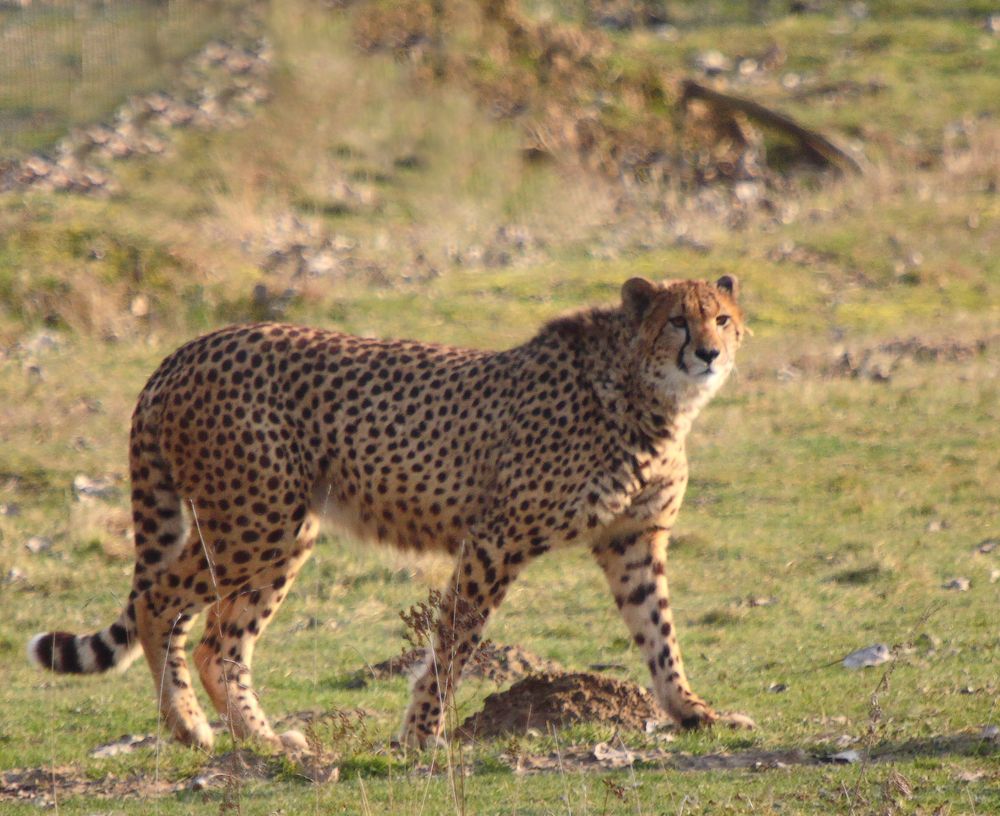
<box><xmin>540</xmin><ymin>308</ymin><xmax>708</xmax><ymax>445</ymax></box>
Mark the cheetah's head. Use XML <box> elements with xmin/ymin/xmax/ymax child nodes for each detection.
<box><xmin>621</xmin><ymin>276</ymin><xmax>746</xmax><ymax>410</ymax></box>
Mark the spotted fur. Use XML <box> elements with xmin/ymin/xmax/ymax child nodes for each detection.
<box><xmin>29</xmin><ymin>276</ymin><xmax>746</xmax><ymax>750</ymax></box>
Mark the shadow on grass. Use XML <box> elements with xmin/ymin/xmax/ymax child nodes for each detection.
<box><xmin>872</xmin><ymin>732</ymin><xmax>999</xmax><ymax>762</ymax></box>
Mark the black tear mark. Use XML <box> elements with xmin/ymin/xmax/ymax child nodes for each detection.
<box><xmin>676</xmin><ymin>324</ymin><xmax>690</xmax><ymax>372</ymax></box>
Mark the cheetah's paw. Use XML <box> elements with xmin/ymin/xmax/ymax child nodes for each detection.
<box><xmin>677</xmin><ymin>701</ymin><xmax>718</xmax><ymax>730</ymax></box>
<box><xmin>717</xmin><ymin>711</ymin><xmax>756</xmax><ymax>730</ymax></box>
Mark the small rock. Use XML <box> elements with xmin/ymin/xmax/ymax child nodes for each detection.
<box><xmin>828</xmin><ymin>749</ymin><xmax>861</xmax><ymax>764</ymax></box>
<box><xmin>80</xmin><ymin>167</ymin><xmax>109</xmax><ymax>188</ymax></box>
<box><xmin>22</xmin><ymin>156</ymin><xmax>52</xmax><ymax>179</ymax></box>
<box><xmin>90</xmin><ymin>734</ymin><xmax>157</xmax><ymax>758</ymax></box>
<box><xmin>644</xmin><ymin>718</ymin><xmax>675</xmax><ymax>736</ymax></box>
<box><xmin>653</xmin><ymin>24</ymin><xmax>679</xmax><ymax>41</ymax></box>
<box><xmin>768</xmin><ymin>682</ymin><xmax>788</xmax><ymax>693</ymax></box>
<box><xmin>5</xmin><ymin>567</ymin><xmax>28</xmax><ymax>584</ymax></box>
<box><xmin>73</xmin><ymin>474</ymin><xmax>118</xmax><ymax>500</ymax></box>
<box><xmin>981</xmin><ymin>725</ymin><xmax>999</xmax><ymax>741</ymax></box>
<box><xmin>188</xmin><ymin>774</ymin><xmax>219</xmax><ymax>791</ymax></box>
<box><xmin>296</xmin><ymin>759</ymin><xmax>340</xmax><ymax>784</ymax></box>
<box><xmin>990</xmin><ymin>569</ymin><xmax>999</xmax><ymax>584</ymax></box>
<box><xmin>592</xmin><ymin>742</ymin><xmax>635</xmax><ymax>768</ymax></box>
<box><xmin>25</xmin><ymin>535</ymin><xmax>53</xmax><ymax>554</ymax></box>
<box><xmin>694</xmin><ymin>50</ymin><xmax>732</xmax><ymax>75</ymax></box>
<box><xmin>781</xmin><ymin>72</ymin><xmax>801</xmax><ymax>90</ymax></box>
<box><xmin>925</xmin><ymin>519</ymin><xmax>949</xmax><ymax>533</ymax></box>
<box><xmin>163</xmin><ymin>104</ymin><xmax>197</xmax><ymax>128</ymax></box>
<box><xmin>734</xmin><ymin>181</ymin><xmax>762</xmax><ymax>205</ymax></box>
<box><xmin>85</xmin><ymin>125</ymin><xmax>114</xmax><ymax>145</ymax></box>
<box><xmin>130</xmin><ymin>294</ymin><xmax>150</xmax><ymax>318</ymax></box>
<box><xmin>139</xmin><ymin>135</ymin><xmax>167</xmax><ymax>155</ymax></box>
<box><xmin>720</xmin><ymin>712</ymin><xmax>757</xmax><ymax>729</ymax></box>
<box><xmin>22</xmin><ymin>331</ymin><xmax>61</xmax><ymax>356</ymax></box>
<box><xmin>106</xmin><ymin>135</ymin><xmax>133</xmax><ymax>159</ymax></box>
<box><xmin>842</xmin><ymin>643</ymin><xmax>892</xmax><ymax>669</ymax></box>
<box><xmin>942</xmin><ymin>577</ymin><xmax>970</xmax><ymax>591</ymax></box>
<box><xmin>975</xmin><ymin>538</ymin><xmax>998</xmax><ymax>554</ymax></box>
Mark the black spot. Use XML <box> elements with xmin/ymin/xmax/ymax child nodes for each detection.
<box><xmin>57</xmin><ymin>632</ymin><xmax>83</xmax><ymax>674</ymax></box>
<box><xmin>626</xmin><ymin>582</ymin><xmax>656</xmax><ymax>606</ymax></box>
<box><xmin>90</xmin><ymin>635</ymin><xmax>115</xmax><ymax>670</ymax></box>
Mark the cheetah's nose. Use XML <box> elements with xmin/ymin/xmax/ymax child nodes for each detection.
<box><xmin>695</xmin><ymin>347</ymin><xmax>720</xmax><ymax>364</ymax></box>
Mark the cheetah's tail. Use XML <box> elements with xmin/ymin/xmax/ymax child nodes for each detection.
<box><xmin>27</xmin><ymin>607</ymin><xmax>140</xmax><ymax>674</ymax></box>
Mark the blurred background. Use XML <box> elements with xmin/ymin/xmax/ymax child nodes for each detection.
<box><xmin>1</xmin><ymin>0</ymin><xmax>995</xmax><ymax>348</ymax></box>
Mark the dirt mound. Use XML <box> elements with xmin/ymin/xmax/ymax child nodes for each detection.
<box><xmin>352</xmin><ymin>0</ymin><xmax>768</xmax><ymax>184</ymax></box>
<box><xmin>357</xmin><ymin>643</ymin><xmax>562</xmax><ymax>686</ymax></box>
<box><xmin>457</xmin><ymin>671</ymin><xmax>665</xmax><ymax>740</ymax></box>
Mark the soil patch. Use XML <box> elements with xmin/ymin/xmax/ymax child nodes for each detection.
<box><xmin>2</xmin><ymin>762</ymin><xmax>179</xmax><ymax>805</ymax></box>
<box><xmin>0</xmin><ymin>748</ymin><xmax>337</xmax><ymax>805</ymax></box>
<box><xmin>356</xmin><ymin>643</ymin><xmax>562</xmax><ymax>687</ymax></box>
<box><xmin>506</xmin><ymin>744</ymin><xmax>815</xmax><ymax>774</ymax></box>
<box><xmin>457</xmin><ymin>671</ymin><xmax>665</xmax><ymax>740</ymax></box>
<box><xmin>5</xmin><ymin>729</ymin><xmax>993</xmax><ymax>803</ymax></box>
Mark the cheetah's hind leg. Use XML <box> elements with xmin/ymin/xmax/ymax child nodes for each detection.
<box><xmin>133</xmin><ymin>572</ymin><xmax>215</xmax><ymax>751</ymax></box>
<box><xmin>194</xmin><ymin>515</ymin><xmax>318</xmax><ymax>753</ymax></box>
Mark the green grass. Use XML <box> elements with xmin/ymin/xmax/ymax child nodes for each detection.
<box><xmin>628</xmin><ymin>13</ymin><xmax>1000</xmax><ymax>159</ymax></box>
<box><xmin>2</xmin><ymin>344</ymin><xmax>998</xmax><ymax>810</ymax></box>
<box><xmin>0</xmin><ymin>0</ymin><xmax>245</xmax><ymax>155</ymax></box>
<box><xmin>1</xmin><ymin>0</ymin><xmax>999</xmax><ymax>813</ymax></box>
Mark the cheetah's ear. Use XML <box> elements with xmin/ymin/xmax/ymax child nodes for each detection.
<box><xmin>621</xmin><ymin>277</ymin><xmax>658</xmax><ymax>324</ymax></box>
<box><xmin>715</xmin><ymin>275</ymin><xmax>739</xmax><ymax>300</ymax></box>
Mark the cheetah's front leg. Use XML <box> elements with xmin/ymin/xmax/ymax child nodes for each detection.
<box><xmin>593</xmin><ymin>527</ymin><xmax>716</xmax><ymax>728</ymax></box>
<box><xmin>399</xmin><ymin>537</ymin><xmax>528</xmax><ymax>748</ymax></box>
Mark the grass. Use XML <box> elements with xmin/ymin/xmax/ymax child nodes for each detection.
<box><xmin>1</xmin><ymin>0</ymin><xmax>999</xmax><ymax>813</ymax></box>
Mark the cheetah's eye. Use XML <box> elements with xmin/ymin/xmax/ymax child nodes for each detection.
<box><xmin>669</xmin><ymin>317</ymin><xmax>687</xmax><ymax>330</ymax></box>
<box><xmin>716</xmin><ymin>315</ymin><xmax>731</xmax><ymax>327</ymax></box>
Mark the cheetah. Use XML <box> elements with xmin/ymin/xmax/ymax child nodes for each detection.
<box><xmin>29</xmin><ymin>275</ymin><xmax>746</xmax><ymax>751</ymax></box>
